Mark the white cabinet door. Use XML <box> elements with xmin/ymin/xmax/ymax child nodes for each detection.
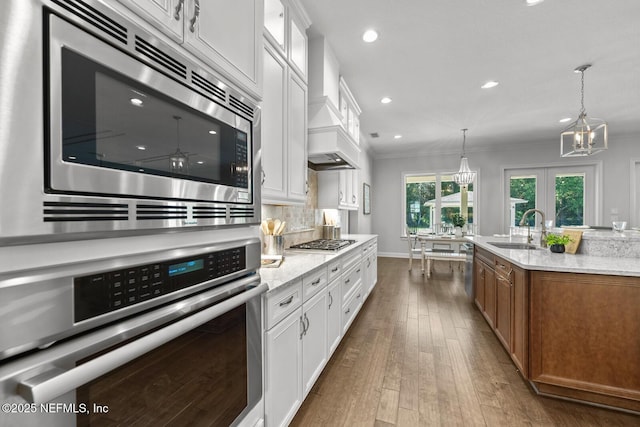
<box><xmin>261</xmin><ymin>43</ymin><xmax>287</xmax><ymax>198</ymax></box>
<box><xmin>117</xmin><ymin>0</ymin><xmax>261</xmax><ymax>97</ymax></box>
<box><xmin>287</xmin><ymin>71</ymin><xmax>308</xmax><ymax>202</ymax></box>
<box><xmin>301</xmin><ymin>288</ymin><xmax>328</xmax><ymax>397</ymax></box>
<box><xmin>265</xmin><ymin>308</ymin><xmax>303</xmax><ymax>427</ymax></box>
<box><xmin>327</xmin><ymin>277</ymin><xmax>342</xmax><ymax>356</ymax></box>
<box><xmin>184</xmin><ymin>0</ymin><xmax>261</xmax><ymax>96</ymax></box>
<box><xmin>116</xmin><ymin>0</ymin><xmax>184</xmax><ymax>41</ymax></box>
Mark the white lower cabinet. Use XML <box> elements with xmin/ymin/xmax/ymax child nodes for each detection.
<box><xmin>327</xmin><ymin>277</ymin><xmax>342</xmax><ymax>356</ymax></box>
<box><xmin>301</xmin><ymin>288</ymin><xmax>328</xmax><ymax>397</ymax></box>
<box><xmin>265</xmin><ymin>305</ymin><xmax>302</xmax><ymax>427</ymax></box>
<box><xmin>264</xmin><ymin>238</ymin><xmax>377</xmax><ymax>426</ymax></box>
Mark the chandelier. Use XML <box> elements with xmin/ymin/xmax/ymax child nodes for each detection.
<box><xmin>453</xmin><ymin>128</ymin><xmax>475</xmax><ymax>186</ymax></box>
<box><xmin>560</xmin><ymin>64</ymin><xmax>608</xmax><ymax>157</ymax></box>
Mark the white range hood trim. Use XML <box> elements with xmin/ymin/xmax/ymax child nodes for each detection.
<box><xmin>307</xmin><ymin>96</ymin><xmax>360</xmax><ymax>170</ymax></box>
<box><xmin>308</xmin><ymin>125</ymin><xmax>360</xmax><ymax>170</ymax></box>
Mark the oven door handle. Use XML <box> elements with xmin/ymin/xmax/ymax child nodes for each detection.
<box><xmin>17</xmin><ymin>282</ymin><xmax>268</xmax><ymax>404</ymax></box>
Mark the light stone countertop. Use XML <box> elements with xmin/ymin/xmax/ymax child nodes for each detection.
<box><xmin>259</xmin><ymin>234</ymin><xmax>378</xmax><ymax>292</ymax></box>
<box><xmin>468</xmin><ymin>235</ymin><xmax>640</xmax><ymax>277</ymax></box>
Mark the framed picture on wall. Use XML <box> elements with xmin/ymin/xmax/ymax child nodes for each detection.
<box><xmin>363</xmin><ymin>183</ymin><xmax>371</xmax><ymax>215</ymax></box>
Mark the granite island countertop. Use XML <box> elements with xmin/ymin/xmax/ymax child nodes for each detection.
<box><xmin>259</xmin><ymin>234</ymin><xmax>377</xmax><ymax>292</ymax></box>
<box><xmin>468</xmin><ymin>234</ymin><xmax>640</xmax><ymax>277</ymax></box>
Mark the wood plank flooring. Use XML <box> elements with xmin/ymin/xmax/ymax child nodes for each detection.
<box><xmin>290</xmin><ymin>257</ymin><xmax>639</xmax><ymax>427</ymax></box>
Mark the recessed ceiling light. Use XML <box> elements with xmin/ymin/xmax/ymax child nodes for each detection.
<box><xmin>526</xmin><ymin>0</ymin><xmax>544</xmax><ymax>6</ymax></box>
<box><xmin>380</xmin><ymin>97</ymin><xmax>392</xmax><ymax>104</ymax></box>
<box><xmin>362</xmin><ymin>29</ymin><xmax>378</xmax><ymax>43</ymax></box>
<box><xmin>130</xmin><ymin>98</ymin><xmax>144</xmax><ymax>107</ymax></box>
<box><xmin>197</xmin><ymin>161</ymin><xmax>205</xmax><ymax>164</ymax></box>
<box><xmin>559</xmin><ymin>117</ymin><xmax>572</xmax><ymax>123</ymax></box>
<box><xmin>481</xmin><ymin>81</ymin><xmax>499</xmax><ymax>89</ymax></box>
<box><xmin>394</xmin><ymin>135</ymin><xmax>402</xmax><ymax>139</ymax></box>
<box><xmin>208</xmin><ymin>130</ymin><xmax>217</xmax><ymax>135</ymax></box>
<box><xmin>136</xmin><ymin>145</ymin><xmax>147</xmax><ymax>150</ymax></box>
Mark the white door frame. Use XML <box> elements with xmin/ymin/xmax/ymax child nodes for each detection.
<box><xmin>631</xmin><ymin>158</ymin><xmax>640</xmax><ymax>228</ymax></box>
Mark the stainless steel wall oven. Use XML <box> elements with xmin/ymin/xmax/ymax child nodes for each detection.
<box><xmin>0</xmin><ymin>0</ymin><xmax>261</xmax><ymax>245</ymax></box>
<box><xmin>0</xmin><ymin>239</ymin><xmax>266</xmax><ymax>427</ymax></box>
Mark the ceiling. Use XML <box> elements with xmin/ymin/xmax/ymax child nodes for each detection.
<box><xmin>298</xmin><ymin>0</ymin><xmax>640</xmax><ymax>157</ymax></box>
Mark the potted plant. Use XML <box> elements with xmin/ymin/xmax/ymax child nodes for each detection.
<box><xmin>545</xmin><ymin>233</ymin><xmax>572</xmax><ymax>253</ymax></box>
<box><xmin>451</xmin><ymin>213</ymin><xmax>466</xmax><ymax>237</ymax></box>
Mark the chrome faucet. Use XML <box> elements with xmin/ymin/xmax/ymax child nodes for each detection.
<box><xmin>519</xmin><ymin>209</ymin><xmax>548</xmax><ymax>248</ymax></box>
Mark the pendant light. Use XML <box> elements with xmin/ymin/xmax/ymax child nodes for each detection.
<box><xmin>453</xmin><ymin>128</ymin><xmax>475</xmax><ymax>186</ymax></box>
<box><xmin>170</xmin><ymin>115</ymin><xmax>189</xmax><ymax>173</ymax></box>
<box><xmin>560</xmin><ymin>64</ymin><xmax>608</xmax><ymax>157</ymax></box>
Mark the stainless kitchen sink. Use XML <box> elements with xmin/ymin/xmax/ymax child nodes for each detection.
<box><xmin>488</xmin><ymin>242</ymin><xmax>539</xmax><ymax>250</ymax></box>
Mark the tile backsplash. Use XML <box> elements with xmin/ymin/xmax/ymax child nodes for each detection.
<box><xmin>261</xmin><ymin>169</ymin><xmax>340</xmax><ymax>247</ymax></box>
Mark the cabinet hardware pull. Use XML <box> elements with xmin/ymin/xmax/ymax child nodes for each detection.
<box><xmin>311</xmin><ymin>278</ymin><xmax>321</xmax><ymax>286</ymax></box>
<box><xmin>345</xmin><ymin>279</ymin><xmax>350</xmax><ymax>284</ymax></box>
<box><xmin>367</xmin><ymin>260</ymin><xmax>371</xmax><ymax>267</ymax></box>
<box><xmin>189</xmin><ymin>0</ymin><xmax>200</xmax><ymax>32</ymax></box>
<box><xmin>339</xmin><ymin>191</ymin><xmax>344</xmax><ymax>202</ymax></box>
<box><xmin>300</xmin><ymin>316</ymin><xmax>305</xmax><ymax>339</ymax></box>
<box><xmin>345</xmin><ymin>308</ymin><xmax>350</xmax><ymax>314</ymax></box>
<box><xmin>261</xmin><ymin>169</ymin><xmax>266</xmax><ymax>185</ymax></box>
<box><xmin>357</xmin><ymin>293</ymin><xmax>361</xmax><ymax>299</ymax></box>
<box><xmin>304</xmin><ymin>313</ymin><xmax>310</xmax><ymax>333</ymax></box>
<box><xmin>328</xmin><ymin>292</ymin><xmax>333</xmax><ymax>309</ymax></box>
<box><xmin>279</xmin><ymin>295</ymin><xmax>294</xmax><ymax>306</ymax></box>
<box><xmin>352</xmin><ymin>195</ymin><xmax>356</xmax><ymax>203</ymax></box>
<box><xmin>356</xmin><ymin>269</ymin><xmax>361</xmax><ymax>273</ymax></box>
<box><xmin>331</xmin><ymin>267</ymin><xmax>339</xmax><ymax>272</ymax></box>
<box><xmin>174</xmin><ymin>0</ymin><xmax>184</xmax><ymax>20</ymax></box>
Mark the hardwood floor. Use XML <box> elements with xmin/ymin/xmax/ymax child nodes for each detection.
<box><xmin>290</xmin><ymin>257</ymin><xmax>639</xmax><ymax>426</ymax></box>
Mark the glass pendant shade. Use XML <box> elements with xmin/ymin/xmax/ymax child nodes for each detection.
<box><xmin>561</xmin><ymin>64</ymin><xmax>608</xmax><ymax>157</ymax></box>
<box><xmin>453</xmin><ymin>128</ymin><xmax>476</xmax><ymax>186</ymax></box>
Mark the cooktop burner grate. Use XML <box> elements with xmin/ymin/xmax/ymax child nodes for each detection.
<box><xmin>289</xmin><ymin>239</ymin><xmax>355</xmax><ymax>251</ymax></box>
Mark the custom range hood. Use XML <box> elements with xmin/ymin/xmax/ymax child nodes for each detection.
<box><xmin>307</xmin><ymin>97</ymin><xmax>360</xmax><ymax>170</ymax></box>
<box><xmin>307</xmin><ymin>36</ymin><xmax>360</xmax><ymax>171</ymax></box>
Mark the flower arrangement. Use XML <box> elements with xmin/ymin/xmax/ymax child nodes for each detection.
<box><xmin>451</xmin><ymin>213</ymin><xmax>466</xmax><ymax>228</ymax></box>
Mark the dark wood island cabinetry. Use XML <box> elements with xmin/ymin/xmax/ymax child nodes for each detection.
<box><xmin>473</xmin><ymin>245</ymin><xmax>640</xmax><ymax>414</ymax></box>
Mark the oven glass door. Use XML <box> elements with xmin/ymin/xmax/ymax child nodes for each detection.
<box><xmin>77</xmin><ymin>304</ymin><xmax>249</xmax><ymax>426</ymax></box>
<box><xmin>48</xmin><ymin>15</ymin><xmax>252</xmax><ymax>203</ymax></box>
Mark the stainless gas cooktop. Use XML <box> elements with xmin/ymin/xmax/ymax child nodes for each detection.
<box><xmin>289</xmin><ymin>239</ymin><xmax>355</xmax><ymax>251</ymax></box>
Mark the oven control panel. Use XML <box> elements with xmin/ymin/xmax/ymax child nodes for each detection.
<box><xmin>74</xmin><ymin>247</ymin><xmax>246</xmax><ymax>322</ymax></box>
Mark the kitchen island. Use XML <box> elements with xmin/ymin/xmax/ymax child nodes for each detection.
<box><xmin>469</xmin><ymin>234</ymin><xmax>640</xmax><ymax>414</ymax></box>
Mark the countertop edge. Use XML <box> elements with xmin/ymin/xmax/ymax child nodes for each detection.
<box><xmin>468</xmin><ymin>236</ymin><xmax>640</xmax><ymax>277</ymax></box>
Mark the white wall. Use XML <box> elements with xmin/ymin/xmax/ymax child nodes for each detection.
<box><xmin>372</xmin><ymin>134</ymin><xmax>639</xmax><ymax>257</ymax></box>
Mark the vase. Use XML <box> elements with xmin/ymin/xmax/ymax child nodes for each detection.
<box><xmin>549</xmin><ymin>244</ymin><xmax>565</xmax><ymax>253</ymax></box>
<box><xmin>454</xmin><ymin>227</ymin><xmax>463</xmax><ymax>238</ymax></box>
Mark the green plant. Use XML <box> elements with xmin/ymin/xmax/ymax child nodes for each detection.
<box><xmin>544</xmin><ymin>233</ymin><xmax>572</xmax><ymax>246</ymax></box>
<box><xmin>451</xmin><ymin>213</ymin><xmax>466</xmax><ymax>227</ymax></box>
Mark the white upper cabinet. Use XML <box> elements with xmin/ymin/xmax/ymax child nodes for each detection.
<box><xmin>116</xmin><ymin>0</ymin><xmax>263</xmax><ymax>98</ymax></box>
<box><xmin>264</xmin><ymin>0</ymin><xmax>285</xmax><ymax>50</ymax></box>
<box><xmin>339</xmin><ymin>77</ymin><xmax>361</xmax><ymax>145</ymax></box>
<box><xmin>263</xmin><ymin>0</ymin><xmax>309</xmax><ymax>81</ymax></box>
<box><xmin>261</xmin><ymin>0</ymin><xmax>310</xmax><ymax>205</ymax></box>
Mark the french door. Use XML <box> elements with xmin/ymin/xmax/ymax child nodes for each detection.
<box><xmin>504</xmin><ymin>164</ymin><xmax>600</xmax><ymax>231</ymax></box>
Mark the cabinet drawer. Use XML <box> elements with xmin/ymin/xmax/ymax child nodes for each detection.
<box><xmin>265</xmin><ymin>280</ymin><xmax>302</xmax><ymax>330</ymax></box>
<box><xmin>342</xmin><ymin>284</ymin><xmax>362</xmax><ymax>334</ymax></box>
<box><xmin>342</xmin><ymin>264</ymin><xmax>362</xmax><ymax>303</ymax></box>
<box><xmin>327</xmin><ymin>259</ymin><xmax>342</xmax><ymax>282</ymax></box>
<box><xmin>342</xmin><ymin>248</ymin><xmax>362</xmax><ymax>272</ymax></box>
<box><xmin>475</xmin><ymin>246</ymin><xmax>495</xmax><ymax>266</ymax></box>
<box><xmin>494</xmin><ymin>257</ymin><xmax>513</xmax><ymax>281</ymax></box>
<box><xmin>303</xmin><ymin>267</ymin><xmax>328</xmax><ymax>301</ymax></box>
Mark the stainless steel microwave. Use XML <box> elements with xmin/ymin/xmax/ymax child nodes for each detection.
<box><xmin>0</xmin><ymin>0</ymin><xmax>261</xmax><ymax>244</ymax></box>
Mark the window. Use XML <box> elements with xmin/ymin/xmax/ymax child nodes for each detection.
<box><xmin>504</xmin><ymin>164</ymin><xmax>599</xmax><ymax>231</ymax></box>
<box><xmin>404</xmin><ymin>172</ymin><xmax>475</xmax><ymax>235</ymax></box>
